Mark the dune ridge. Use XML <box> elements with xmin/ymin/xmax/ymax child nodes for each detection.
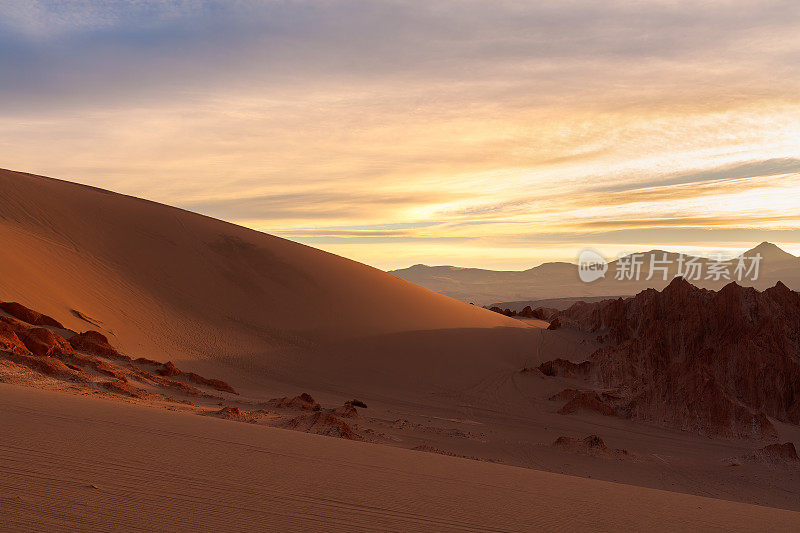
<box><xmin>0</xmin><ymin>169</ymin><xmax>520</xmax><ymax>384</ymax></box>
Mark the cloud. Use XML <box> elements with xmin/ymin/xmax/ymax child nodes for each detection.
<box><xmin>181</xmin><ymin>190</ymin><xmax>459</xmax><ymax>221</ymax></box>
<box><xmin>280</xmin><ymin>229</ymin><xmax>414</xmax><ymax>237</ymax></box>
<box><xmin>573</xmin><ymin>214</ymin><xmax>800</xmax><ymax>232</ymax></box>
<box><xmin>2</xmin><ymin>0</ymin><xmax>799</xmax><ymax>112</ymax></box>
<box><xmin>1</xmin><ymin>1</ymin><xmax>800</xmax><ymax>269</ymax></box>
<box><xmin>595</xmin><ymin>158</ymin><xmax>800</xmax><ymax>192</ymax></box>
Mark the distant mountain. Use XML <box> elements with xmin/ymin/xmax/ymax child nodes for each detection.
<box><xmin>390</xmin><ymin>243</ymin><xmax>800</xmax><ymax>305</ymax></box>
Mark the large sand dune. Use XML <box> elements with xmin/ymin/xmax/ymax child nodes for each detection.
<box><xmin>0</xmin><ymin>169</ymin><xmax>521</xmax><ymax>388</ymax></box>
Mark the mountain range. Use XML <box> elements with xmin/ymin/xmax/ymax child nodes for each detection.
<box><xmin>390</xmin><ymin>242</ymin><xmax>800</xmax><ymax>306</ymax></box>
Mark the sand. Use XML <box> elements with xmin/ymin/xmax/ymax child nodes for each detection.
<box><xmin>2</xmin><ymin>384</ymin><xmax>799</xmax><ymax>532</ymax></box>
<box><xmin>0</xmin><ymin>168</ymin><xmax>525</xmax><ymax>390</ymax></box>
<box><xmin>1</xmin><ymin>168</ymin><xmax>799</xmax><ymax>530</ymax></box>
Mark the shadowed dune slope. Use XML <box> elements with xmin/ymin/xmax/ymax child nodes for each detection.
<box><xmin>0</xmin><ymin>169</ymin><xmax>521</xmax><ymax>376</ymax></box>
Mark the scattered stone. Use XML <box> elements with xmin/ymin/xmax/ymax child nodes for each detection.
<box><xmin>0</xmin><ymin>301</ymin><xmax>64</xmax><ymax>328</ymax></box>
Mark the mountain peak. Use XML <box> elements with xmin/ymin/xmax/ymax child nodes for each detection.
<box><xmin>664</xmin><ymin>276</ymin><xmax>694</xmax><ymax>291</ymax></box>
<box><xmin>743</xmin><ymin>242</ymin><xmax>796</xmax><ymax>261</ymax></box>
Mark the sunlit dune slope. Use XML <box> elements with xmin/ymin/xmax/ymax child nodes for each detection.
<box><xmin>0</xmin><ymin>169</ymin><xmax>521</xmax><ymax>373</ymax></box>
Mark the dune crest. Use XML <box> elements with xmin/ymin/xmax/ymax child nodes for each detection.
<box><xmin>0</xmin><ymin>169</ymin><xmax>521</xmax><ymax>384</ymax></box>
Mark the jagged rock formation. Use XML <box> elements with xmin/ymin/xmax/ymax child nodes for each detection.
<box><xmin>332</xmin><ymin>402</ymin><xmax>360</xmax><ymax>418</ymax></box>
<box><xmin>487</xmin><ymin>306</ymin><xmax>517</xmax><ymax>317</ymax></box>
<box><xmin>550</xmin><ymin>278</ymin><xmax>800</xmax><ymax>439</ymax></box>
<box><xmin>518</xmin><ymin>306</ymin><xmax>558</xmax><ymax>320</ymax></box>
<box><xmin>282</xmin><ymin>412</ymin><xmax>360</xmax><ymax>440</ymax></box>
<box><xmin>266</xmin><ymin>393</ymin><xmax>320</xmax><ymax>411</ymax></box>
<box><xmin>69</xmin><ymin>330</ymin><xmax>122</xmax><ymax>359</ymax></box>
<box><xmin>260</xmin><ymin>393</ymin><xmax>363</xmax><ymax>439</ymax></box>
<box><xmin>214</xmin><ymin>406</ymin><xmax>253</xmax><ymax>422</ymax></box>
<box><xmin>538</xmin><ymin>359</ymin><xmax>592</xmax><ymax>378</ymax></box>
<box><xmin>756</xmin><ymin>442</ymin><xmax>800</xmax><ymax>463</ymax></box>
<box><xmin>550</xmin><ymin>389</ymin><xmax>615</xmax><ymax>416</ymax></box>
<box><xmin>1</xmin><ymin>298</ymin><xmax>375</xmax><ymax>443</ymax></box>
<box><xmin>0</xmin><ymin>301</ymin><xmax>64</xmax><ymax>328</ymax></box>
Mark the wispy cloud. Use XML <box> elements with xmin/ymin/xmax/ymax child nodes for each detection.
<box><xmin>180</xmin><ymin>187</ymin><xmax>472</xmax><ymax>222</ymax></box>
<box><xmin>595</xmin><ymin>159</ymin><xmax>800</xmax><ymax>192</ymax></box>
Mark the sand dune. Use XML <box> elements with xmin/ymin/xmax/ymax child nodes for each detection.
<box><xmin>0</xmin><ymin>169</ymin><xmax>521</xmax><ymax>388</ymax></box>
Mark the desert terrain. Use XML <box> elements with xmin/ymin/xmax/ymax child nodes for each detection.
<box><xmin>2</xmin><ymin>168</ymin><xmax>799</xmax><ymax>530</ymax></box>
<box><xmin>4</xmin><ymin>385</ymin><xmax>800</xmax><ymax>532</ymax></box>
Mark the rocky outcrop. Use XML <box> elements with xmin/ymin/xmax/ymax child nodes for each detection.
<box><xmin>488</xmin><ymin>306</ymin><xmax>517</xmax><ymax>317</ymax></box>
<box><xmin>538</xmin><ymin>359</ymin><xmax>592</xmax><ymax>378</ymax></box>
<box><xmin>546</xmin><ymin>317</ymin><xmax>561</xmax><ymax>330</ymax></box>
<box><xmin>100</xmin><ymin>379</ymin><xmax>152</xmax><ymax>399</ymax></box>
<box><xmin>553</xmin><ymin>434</ymin><xmax>608</xmax><ymax>450</ymax></box>
<box><xmin>282</xmin><ymin>412</ymin><xmax>360</xmax><ymax>440</ymax></box>
<box><xmin>0</xmin><ymin>324</ymin><xmax>85</xmax><ymax>381</ymax></box>
<box><xmin>332</xmin><ymin>403</ymin><xmax>360</xmax><ymax>418</ymax></box>
<box><xmin>10</xmin><ymin>353</ymin><xmax>84</xmax><ymax>380</ymax></box>
<box><xmin>17</xmin><ymin>327</ymin><xmax>74</xmax><ymax>357</ymax></box>
<box><xmin>266</xmin><ymin>393</ymin><xmax>320</xmax><ymax>411</ymax></box>
<box><xmin>551</xmin><ymin>389</ymin><xmax>615</xmax><ymax>416</ymax></box>
<box><xmin>151</xmin><ymin>360</ymin><xmax>237</xmax><ymax>394</ymax></box>
<box><xmin>184</xmin><ymin>372</ymin><xmax>237</xmax><ymax>395</ymax></box>
<box><xmin>0</xmin><ymin>300</ymin><xmax>237</xmax><ymax>399</ymax></box>
<box><xmin>69</xmin><ymin>330</ymin><xmax>126</xmax><ymax>360</ymax></box>
<box><xmin>157</xmin><ymin>361</ymin><xmax>182</xmax><ymax>377</ymax></box>
<box><xmin>519</xmin><ymin>366</ymin><xmax>546</xmax><ymax>377</ymax></box>
<box><xmin>0</xmin><ymin>301</ymin><xmax>64</xmax><ymax>329</ymax></box>
<box><xmin>518</xmin><ymin>306</ymin><xmax>558</xmax><ymax>320</ymax></box>
<box><xmin>0</xmin><ymin>322</ymin><xmax>31</xmax><ymax>356</ymax></box>
<box><xmin>555</xmin><ymin>278</ymin><xmax>800</xmax><ymax>439</ymax></box>
<box><xmin>755</xmin><ymin>442</ymin><xmax>800</xmax><ymax>463</ymax></box>
<box><xmin>552</xmin><ymin>434</ymin><xmax>629</xmax><ymax>458</ymax></box>
<box><xmin>214</xmin><ymin>406</ymin><xmax>252</xmax><ymax>422</ymax></box>
<box><xmin>735</xmin><ymin>442</ymin><xmax>800</xmax><ymax>465</ymax></box>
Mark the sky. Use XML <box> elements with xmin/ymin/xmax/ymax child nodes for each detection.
<box><xmin>1</xmin><ymin>0</ymin><xmax>799</xmax><ymax>270</ymax></box>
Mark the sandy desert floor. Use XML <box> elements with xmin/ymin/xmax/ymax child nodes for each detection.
<box><xmin>3</xmin><ymin>384</ymin><xmax>800</xmax><ymax>532</ymax></box>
